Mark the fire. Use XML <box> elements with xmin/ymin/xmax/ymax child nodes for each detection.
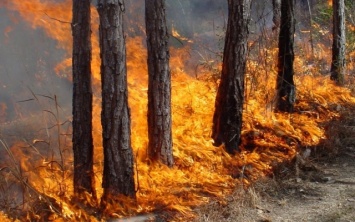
<box><xmin>172</xmin><ymin>25</ymin><xmax>193</xmax><ymax>43</ymax></box>
<box><xmin>4</xmin><ymin>0</ymin><xmax>72</xmax><ymax>51</ymax></box>
<box><xmin>1</xmin><ymin>0</ymin><xmax>355</xmax><ymax>221</ymax></box>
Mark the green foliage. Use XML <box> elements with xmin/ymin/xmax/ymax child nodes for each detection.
<box><xmin>345</xmin><ymin>0</ymin><xmax>355</xmax><ymax>26</ymax></box>
<box><xmin>312</xmin><ymin>1</ymin><xmax>355</xmax><ymax>50</ymax></box>
<box><xmin>313</xmin><ymin>3</ymin><xmax>332</xmax><ymax>26</ymax></box>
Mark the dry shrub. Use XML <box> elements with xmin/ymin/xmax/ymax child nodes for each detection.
<box><xmin>193</xmin><ymin>186</ymin><xmax>262</xmax><ymax>222</ymax></box>
<box><xmin>317</xmin><ymin>105</ymin><xmax>355</xmax><ymax>158</ymax></box>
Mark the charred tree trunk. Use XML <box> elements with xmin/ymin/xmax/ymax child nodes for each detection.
<box><xmin>212</xmin><ymin>0</ymin><xmax>251</xmax><ymax>154</ymax></box>
<box><xmin>330</xmin><ymin>0</ymin><xmax>346</xmax><ymax>85</ymax></box>
<box><xmin>272</xmin><ymin>0</ymin><xmax>281</xmax><ymax>31</ymax></box>
<box><xmin>276</xmin><ymin>0</ymin><xmax>296</xmax><ymax>112</ymax></box>
<box><xmin>97</xmin><ymin>0</ymin><xmax>136</xmax><ymax>201</ymax></box>
<box><xmin>145</xmin><ymin>0</ymin><xmax>173</xmax><ymax>167</ymax></box>
<box><xmin>72</xmin><ymin>0</ymin><xmax>96</xmax><ymax>199</ymax></box>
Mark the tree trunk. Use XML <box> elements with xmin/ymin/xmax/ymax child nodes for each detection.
<box><xmin>145</xmin><ymin>0</ymin><xmax>173</xmax><ymax>167</ymax></box>
<box><xmin>272</xmin><ymin>0</ymin><xmax>281</xmax><ymax>31</ymax></box>
<box><xmin>276</xmin><ymin>0</ymin><xmax>296</xmax><ymax>112</ymax></box>
<box><xmin>330</xmin><ymin>0</ymin><xmax>346</xmax><ymax>85</ymax></box>
<box><xmin>72</xmin><ymin>0</ymin><xmax>96</xmax><ymax>199</ymax></box>
<box><xmin>97</xmin><ymin>0</ymin><xmax>136</xmax><ymax>200</ymax></box>
<box><xmin>212</xmin><ymin>0</ymin><xmax>251</xmax><ymax>154</ymax></box>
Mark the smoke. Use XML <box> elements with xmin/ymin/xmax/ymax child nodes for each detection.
<box><xmin>0</xmin><ymin>0</ymin><xmax>227</xmax><ymax>124</ymax></box>
<box><xmin>0</xmin><ymin>0</ymin><xmax>313</xmax><ymax>124</ymax></box>
<box><xmin>0</xmin><ymin>7</ymin><xmax>71</xmax><ymax>123</ymax></box>
<box><xmin>0</xmin><ymin>3</ymin><xmax>323</xmax><ymax>136</ymax></box>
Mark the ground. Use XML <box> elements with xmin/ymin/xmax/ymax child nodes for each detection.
<box><xmin>194</xmin><ymin>146</ymin><xmax>355</xmax><ymax>222</ymax></box>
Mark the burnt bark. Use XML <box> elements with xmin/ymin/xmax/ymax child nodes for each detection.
<box><xmin>97</xmin><ymin>0</ymin><xmax>136</xmax><ymax>200</ymax></box>
<box><xmin>72</xmin><ymin>0</ymin><xmax>96</xmax><ymax>198</ymax></box>
<box><xmin>145</xmin><ymin>0</ymin><xmax>173</xmax><ymax>167</ymax></box>
<box><xmin>212</xmin><ymin>0</ymin><xmax>251</xmax><ymax>154</ymax></box>
<box><xmin>330</xmin><ymin>0</ymin><xmax>346</xmax><ymax>85</ymax></box>
<box><xmin>276</xmin><ymin>0</ymin><xmax>296</xmax><ymax>113</ymax></box>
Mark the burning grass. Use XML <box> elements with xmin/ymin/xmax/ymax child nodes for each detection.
<box><xmin>1</xmin><ymin>45</ymin><xmax>355</xmax><ymax>221</ymax></box>
<box><xmin>1</xmin><ymin>0</ymin><xmax>355</xmax><ymax>221</ymax></box>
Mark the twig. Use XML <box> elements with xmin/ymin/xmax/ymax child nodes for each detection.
<box><xmin>44</xmin><ymin>12</ymin><xmax>71</xmax><ymax>24</ymax></box>
<box><xmin>16</xmin><ymin>99</ymin><xmax>35</xmax><ymax>103</ymax></box>
<box><xmin>0</xmin><ymin>138</ymin><xmax>62</xmax><ymax>216</ymax></box>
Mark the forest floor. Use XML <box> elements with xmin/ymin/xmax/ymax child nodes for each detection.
<box><xmin>190</xmin><ymin>93</ymin><xmax>355</xmax><ymax>222</ymax></box>
<box><xmin>194</xmin><ymin>142</ymin><xmax>355</xmax><ymax>222</ymax></box>
<box><xmin>1</xmin><ymin>110</ymin><xmax>355</xmax><ymax>222</ymax></box>
<box><xmin>2</xmin><ymin>90</ymin><xmax>355</xmax><ymax>222</ymax></box>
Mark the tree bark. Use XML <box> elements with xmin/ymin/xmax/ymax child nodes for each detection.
<box><xmin>72</xmin><ymin>0</ymin><xmax>96</xmax><ymax>198</ymax></box>
<box><xmin>212</xmin><ymin>0</ymin><xmax>251</xmax><ymax>154</ymax></box>
<box><xmin>272</xmin><ymin>0</ymin><xmax>281</xmax><ymax>31</ymax></box>
<box><xmin>145</xmin><ymin>0</ymin><xmax>173</xmax><ymax>167</ymax></box>
<box><xmin>97</xmin><ymin>0</ymin><xmax>136</xmax><ymax>200</ymax></box>
<box><xmin>276</xmin><ymin>0</ymin><xmax>296</xmax><ymax>112</ymax></box>
<box><xmin>330</xmin><ymin>0</ymin><xmax>346</xmax><ymax>85</ymax></box>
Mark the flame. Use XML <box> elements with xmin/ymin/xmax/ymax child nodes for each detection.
<box><xmin>1</xmin><ymin>0</ymin><xmax>355</xmax><ymax>221</ymax></box>
<box><xmin>172</xmin><ymin>25</ymin><xmax>193</xmax><ymax>43</ymax></box>
<box><xmin>4</xmin><ymin>1</ymin><xmax>72</xmax><ymax>51</ymax></box>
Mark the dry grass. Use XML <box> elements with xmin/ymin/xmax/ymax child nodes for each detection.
<box><xmin>193</xmin><ymin>186</ymin><xmax>262</xmax><ymax>222</ymax></box>
<box><xmin>193</xmin><ymin>103</ymin><xmax>355</xmax><ymax>222</ymax></box>
<box><xmin>2</xmin><ymin>35</ymin><xmax>354</xmax><ymax>222</ymax></box>
<box><xmin>320</xmin><ymin>106</ymin><xmax>355</xmax><ymax>156</ymax></box>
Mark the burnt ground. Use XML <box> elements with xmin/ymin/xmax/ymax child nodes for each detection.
<box><xmin>194</xmin><ymin>146</ymin><xmax>355</xmax><ymax>222</ymax></box>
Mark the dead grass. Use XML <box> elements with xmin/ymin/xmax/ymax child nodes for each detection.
<box><xmin>194</xmin><ymin>101</ymin><xmax>355</xmax><ymax>222</ymax></box>
<box><xmin>192</xmin><ymin>153</ymin><xmax>326</xmax><ymax>222</ymax></box>
<box><xmin>313</xmin><ymin>105</ymin><xmax>355</xmax><ymax>159</ymax></box>
<box><xmin>193</xmin><ymin>186</ymin><xmax>263</xmax><ymax>222</ymax></box>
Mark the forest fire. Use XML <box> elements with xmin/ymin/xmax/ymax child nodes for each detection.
<box><xmin>1</xmin><ymin>0</ymin><xmax>355</xmax><ymax>221</ymax></box>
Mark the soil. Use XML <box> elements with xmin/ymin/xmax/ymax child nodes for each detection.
<box><xmin>194</xmin><ymin>147</ymin><xmax>355</xmax><ymax>222</ymax></box>
<box><xmin>255</xmin><ymin>149</ymin><xmax>355</xmax><ymax>222</ymax></box>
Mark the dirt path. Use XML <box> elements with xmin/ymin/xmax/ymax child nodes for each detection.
<box><xmin>255</xmin><ymin>148</ymin><xmax>355</xmax><ymax>222</ymax></box>
<box><xmin>195</xmin><ymin>147</ymin><xmax>355</xmax><ymax>222</ymax></box>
